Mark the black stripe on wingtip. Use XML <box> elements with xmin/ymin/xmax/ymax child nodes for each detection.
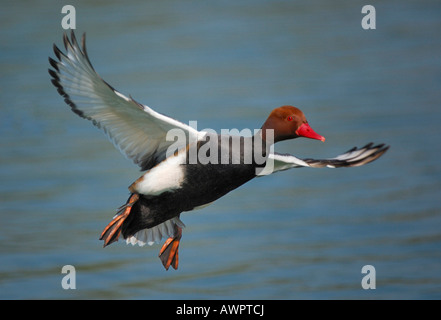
<box><xmin>347</xmin><ymin>143</ymin><xmax>389</xmax><ymax>166</ymax></box>
<box><xmin>62</xmin><ymin>32</ymin><xmax>70</xmax><ymax>50</ymax></box>
<box><xmin>70</xmin><ymin>30</ymin><xmax>79</xmax><ymax>50</ymax></box>
<box><xmin>48</xmin><ymin>66</ymin><xmax>87</xmax><ymax>120</ymax></box>
<box><xmin>53</xmin><ymin>43</ymin><xmax>70</xmax><ymax>62</ymax></box>
<box><xmin>53</xmin><ymin>43</ymin><xmax>61</xmax><ymax>60</ymax></box>
<box><xmin>80</xmin><ymin>32</ymin><xmax>96</xmax><ymax>72</ymax></box>
<box><xmin>49</xmin><ymin>32</ymin><xmax>87</xmax><ymax>118</ymax></box>
<box><xmin>48</xmin><ymin>68</ymin><xmax>59</xmax><ymax>80</ymax></box>
<box><xmin>361</xmin><ymin>142</ymin><xmax>374</xmax><ymax>150</ymax></box>
<box><xmin>48</xmin><ymin>57</ymin><xmax>59</xmax><ymax>71</ymax></box>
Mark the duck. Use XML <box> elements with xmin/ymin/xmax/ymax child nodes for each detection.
<box><xmin>49</xmin><ymin>32</ymin><xmax>389</xmax><ymax>270</ymax></box>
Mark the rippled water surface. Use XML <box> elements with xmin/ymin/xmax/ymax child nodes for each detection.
<box><xmin>1</xmin><ymin>1</ymin><xmax>441</xmax><ymax>299</ymax></box>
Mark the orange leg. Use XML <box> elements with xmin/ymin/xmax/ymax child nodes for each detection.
<box><xmin>100</xmin><ymin>193</ymin><xmax>139</xmax><ymax>247</ymax></box>
<box><xmin>158</xmin><ymin>225</ymin><xmax>182</xmax><ymax>270</ymax></box>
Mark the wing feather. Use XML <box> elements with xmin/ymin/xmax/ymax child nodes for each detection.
<box><xmin>49</xmin><ymin>31</ymin><xmax>203</xmax><ymax>170</ymax></box>
<box><xmin>258</xmin><ymin>143</ymin><xmax>389</xmax><ymax>175</ymax></box>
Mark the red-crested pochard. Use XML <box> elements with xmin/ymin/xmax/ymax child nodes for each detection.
<box><xmin>49</xmin><ymin>32</ymin><xmax>388</xmax><ymax>270</ymax></box>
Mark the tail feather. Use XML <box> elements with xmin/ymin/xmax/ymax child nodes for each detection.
<box><xmin>125</xmin><ymin>216</ymin><xmax>185</xmax><ymax>246</ymax></box>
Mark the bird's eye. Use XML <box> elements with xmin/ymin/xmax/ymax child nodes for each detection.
<box><xmin>287</xmin><ymin>116</ymin><xmax>293</xmax><ymax>121</ymax></box>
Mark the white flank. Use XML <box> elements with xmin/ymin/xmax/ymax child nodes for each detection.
<box><xmin>130</xmin><ymin>151</ymin><xmax>186</xmax><ymax>196</ymax></box>
<box><xmin>125</xmin><ymin>217</ymin><xmax>186</xmax><ymax>246</ymax></box>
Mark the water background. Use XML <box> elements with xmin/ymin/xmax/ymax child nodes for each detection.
<box><xmin>1</xmin><ymin>0</ymin><xmax>440</xmax><ymax>299</ymax></box>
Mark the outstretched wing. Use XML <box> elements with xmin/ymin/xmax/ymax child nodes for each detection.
<box><xmin>258</xmin><ymin>143</ymin><xmax>389</xmax><ymax>176</ymax></box>
<box><xmin>48</xmin><ymin>31</ymin><xmax>204</xmax><ymax>171</ymax></box>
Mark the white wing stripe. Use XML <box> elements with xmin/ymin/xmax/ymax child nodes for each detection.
<box><xmin>334</xmin><ymin>149</ymin><xmax>366</xmax><ymax>160</ymax></box>
<box><xmin>272</xmin><ymin>153</ymin><xmax>310</xmax><ymax>167</ymax></box>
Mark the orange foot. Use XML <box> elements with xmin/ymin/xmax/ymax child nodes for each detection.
<box><xmin>158</xmin><ymin>226</ymin><xmax>182</xmax><ymax>270</ymax></box>
<box><xmin>100</xmin><ymin>193</ymin><xmax>139</xmax><ymax>247</ymax></box>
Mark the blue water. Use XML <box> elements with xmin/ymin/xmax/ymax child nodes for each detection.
<box><xmin>1</xmin><ymin>0</ymin><xmax>441</xmax><ymax>299</ymax></box>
